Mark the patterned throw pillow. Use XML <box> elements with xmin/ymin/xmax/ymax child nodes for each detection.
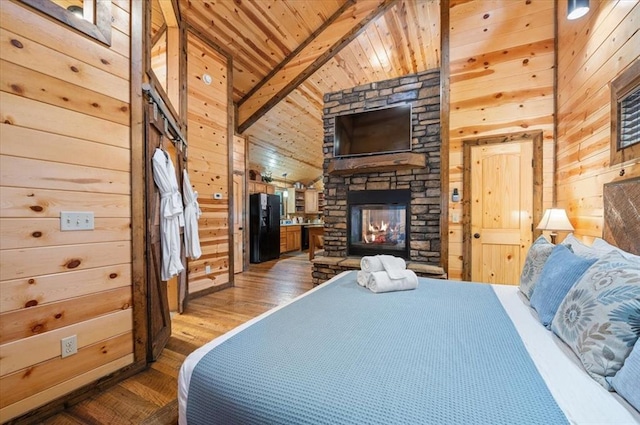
<box><xmin>529</xmin><ymin>244</ymin><xmax>596</xmax><ymax>328</ymax></box>
<box><xmin>520</xmin><ymin>236</ymin><xmax>554</xmax><ymax>299</ymax></box>
<box><xmin>551</xmin><ymin>250</ymin><xmax>640</xmax><ymax>390</ymax></box>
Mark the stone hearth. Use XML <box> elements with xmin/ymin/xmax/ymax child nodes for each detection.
<box><xmin>312</xmin><ymin>69</ymin><xmax>443</xmax><ymax>285</ymax></box>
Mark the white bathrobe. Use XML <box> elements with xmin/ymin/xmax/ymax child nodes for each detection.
<box><xmin>182</xmin><ymin>169</ymin><xmax>202</xmax><ymax>260</ymax></box>
<box><xmin>152</xmin><ymin>148</ymin><xmax>185</xmax><ymax>281</ymax></box>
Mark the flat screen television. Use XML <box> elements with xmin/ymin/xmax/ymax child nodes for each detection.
<box><xmin>333</xmin><ymin>104</ymin><xmax>412</xmax><ymax>157</ymax></box>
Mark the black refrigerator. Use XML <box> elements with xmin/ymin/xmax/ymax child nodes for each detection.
<box><xmin>250</xmin><ymin>193</ymin><xmax>281</xmax><ymax>263</ymax></box>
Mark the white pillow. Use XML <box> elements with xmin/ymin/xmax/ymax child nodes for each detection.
<box><xmin>562</xmin><ymin>233</ymin><xmax>598</xmax><ymax>259</ymax></box>
<box><xmin>592</xmin><ymin>238</ymin><xmax>639</xmax><ymax>261</ymax></box>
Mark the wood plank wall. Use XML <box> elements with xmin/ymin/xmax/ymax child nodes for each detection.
<box><xmin>0</xmin><ymin>1</ymin><xmax>134</xmax><ymax>421</ymax></box>
<box><xmin>556</xmin><ymin>0</ymin><xmax>640</xmax><ymax>242</ymax></box>
<box><xmin>185</xmin><ymin>30</ymin><xmax>231</xmax><ymax>294</ymax></box>
<box><xmin>447</xmin><ymin>0</ymin><xmax>555</xmax><ymax>279</ymax></box>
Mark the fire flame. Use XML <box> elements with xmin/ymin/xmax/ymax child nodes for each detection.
<box><xmin>368</xmin><ymin>221</ymin><xmax>387</xmax><ymax>233</ymax></box>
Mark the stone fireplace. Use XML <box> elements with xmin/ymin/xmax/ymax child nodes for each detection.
<box><xmin>311</xmin><ymin>69</ymin><xmax>446</xmax><ymax>285</ymax></box>
<box><xmin>347</xmin><ymin>189</ymin><xmax>410</xmax><ymax>259</ymax></box>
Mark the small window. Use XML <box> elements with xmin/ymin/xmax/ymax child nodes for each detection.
<box><xmin>20</xmin><ymin>0</ymin><xmax>111</xmax><ymax>46</ymax></box>
<box><xmin>148</xmin><ymin>0</ymin><xmax>180</xmax><ymax>112</ymax></box>
<box><xmin>610</xmin><ymin>60</ymin><xmax>640</xmax><ymax>166</ymax></box>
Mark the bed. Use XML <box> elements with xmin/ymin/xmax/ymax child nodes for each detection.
<box><xmin>178</xmin><ymin>179</ymin><xmax>640</xmax><ymax>425</ymax></box>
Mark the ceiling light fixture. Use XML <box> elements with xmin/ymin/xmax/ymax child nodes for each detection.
<box><xmin>67</xmin><ymin>5</ymin><xmax>84</xmax><ymax>18</ymax></box>
<box><xmin>567</xmin><ymin>0</ymin><xmax>589</xmax><ymax>20</ymax></box>
<box><xmin>282</xmin><ymin>173</ymin><xmax>288</xmax><ymax>198</ymax></box>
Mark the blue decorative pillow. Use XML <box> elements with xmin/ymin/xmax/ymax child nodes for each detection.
<box><xmin>609</xmin><ymin>340</ymin><xmax>640</xmax><ymax>410</ymax></box>
<box><xmin>551</xmin><ymin>250</ymin><xmax>640</xmax><ymax>390</ymax></box>
<box><xmin>529</xmin><ymin>244</ymin><xmax>596</xmax><ymax>328</ymax></box>
<box><xmin>520</xmin><ymin>236</ymin><xmax>554</xmax><ymax>299</ymax></box>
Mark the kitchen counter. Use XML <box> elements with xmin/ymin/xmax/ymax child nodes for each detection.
<box><xmin>280</xmin><ymin>222</ymin><xmax>324</xmax><ymax>227</ymax></box>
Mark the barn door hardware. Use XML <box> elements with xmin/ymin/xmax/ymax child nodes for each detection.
<box><xmin>142</xmin><ymin>82</ymin><xmax>188</xmax><ymax>158</ymax></box>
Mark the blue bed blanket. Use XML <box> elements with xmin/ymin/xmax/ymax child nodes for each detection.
<box><xmin>186</xmin><ymin>272</ymin><xmax>568</xmax><ymax>424</ymax></box>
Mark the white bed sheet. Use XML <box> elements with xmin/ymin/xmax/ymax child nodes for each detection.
<box><xmin>178</xmin><ymin>272</ymin><xmax>639</xmax><ymax>425</ymax></box>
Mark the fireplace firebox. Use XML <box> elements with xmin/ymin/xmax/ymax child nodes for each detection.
<box><xmin>347</xmin><ymin>190</ymin><xmax>411</xmax><ymax>259</ymax></box>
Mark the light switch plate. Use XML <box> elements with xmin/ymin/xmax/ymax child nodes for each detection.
<box><xmin>60</xmin><ymin>211</ymin><xmax>94</xmax><ymax>231</ymax></box>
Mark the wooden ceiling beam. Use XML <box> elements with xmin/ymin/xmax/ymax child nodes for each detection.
<box><xmin>158</xmin><ymin>0</ymin><xmax>178</xmax><ymax>27</ymax></box>
<box><xmin>237</xmin><ymin>0</ymin><xmax>399</xmax><ymax>134</ymax></box>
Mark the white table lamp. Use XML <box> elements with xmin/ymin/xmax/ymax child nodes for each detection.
<box><xmin>536</xmin><ymin>208</ymin><xmax>574</xmax><ymax>244</ymax></box>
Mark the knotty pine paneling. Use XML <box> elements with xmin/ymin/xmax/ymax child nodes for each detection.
<box><xmin>0</xmin><ymin>332</ymin><xmax>133</xmax><ymax>409</ymax></box>
<box><xmin>182</xmin><ymin>0</ymin><xmax>441</xmax><ymax>185</ymax></box>
<box><xmin>556</xmin><ymin>1</ymin><xmax>639</xmax><ymax>239</ymax></box>
<box><xmin>1</xmin><ymin>92</ymin><xmax>129</xmax><ymax>147</ymax></box>
<box><xmin>0</xmin><ymin>0</ymin><xmax>133</xmax><ymax>421</ymax></box>
<box><xmin>448</xmin><ymin>0</ymin><xmax>555</xmax><ymax>279</ymax></box>
<box><xmin>186</xmin><ymin>31</ymin><xmax>231</xmax><ymax>294</ymax></box>
<box><xmin>1</xmin><ymin>264</ymin><xmax>131</xmax><ymax>314</ymax></box>
<box><xmin>0</xmin><ymin>187</ymin><xmax>131</xmax><ymax>218</ymax></box>
<box><xmin>181</xmin><ymin>0</ymin><xmax>344</xmax><ymax>102</ymax></box>
<box><xmin>0</xmin><ymin>310</ymin><xmax>132</xmax><ymax>376</ymax></box>
<box><xmin>0</xmin><ymin>1</ymin><xmax>129</xmax><ymax>76</ymax></box>
<box><xmin>233</xmin><ymin>135</ymin><xmax>246</xmax><ymax>173</ymax></box>
<box><xmin>0</xmin><ymin>28</ymin><xmax>128</xmax><ymax>103</ymax></box>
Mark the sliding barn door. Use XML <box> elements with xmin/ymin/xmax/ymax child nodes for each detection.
<box><xmin>233</xmin><ymin>174</ymin><xmax>244</xmax><ymax>274</ymax></box>
<box><xmin>470</xmin><ymin>140</ymin><xmax>533</xmax><ymax>285</ymax></box>
<box><xmin>145</xmin><ymin>104</ymin><xmax>186</xmax><ymax>361</ymax></box>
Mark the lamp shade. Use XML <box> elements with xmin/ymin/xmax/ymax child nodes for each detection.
<box><xmin>567</xmin><ymin>0</ymin><xmax>589</xmax><ymax>20</ymax></box>
<box><xmin>536</xmin><ymin>208</ymin><xmax>574</xmax><ymax>232</ymax></box>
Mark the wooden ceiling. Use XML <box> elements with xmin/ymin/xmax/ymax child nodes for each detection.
<box><xmin>180</xmin><ymin>0</ymin><xmax>441</xmax><ymax>186</ymax></box>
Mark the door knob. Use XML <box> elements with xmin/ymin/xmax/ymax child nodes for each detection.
<box><xmin>473</xmin><ymin>233</ymin><xmax>480</xmax><ymax>239</ymax></box>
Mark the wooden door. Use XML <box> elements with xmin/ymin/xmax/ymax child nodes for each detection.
<box><xmin>145</xmin><ymin>103</ymin><xmax>186</xmax><ymax>361</ymax></box>
<box><xmin>233</xmin><ymin>174</ymin><xmax>244</xmax><ymax>274</ymax></box>
<box><xmin>470</xmin><ymin>140</ymin><xmax>533</xmax><ymax>284</ymax></box>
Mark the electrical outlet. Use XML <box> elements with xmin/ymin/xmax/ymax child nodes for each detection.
<box><xmin>205</xmin><ymin>265</ymin><xmax>211</xmax><ymax>274</ymax></box>
<box><xmin>61</xmin><ymin>335</ymin><xmax>77</xmax><ymax>358</ymax></box>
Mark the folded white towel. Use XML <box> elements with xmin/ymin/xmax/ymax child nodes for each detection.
<box><xmin>356</xmin><ymin>271</ymin><xmax>370</xmax><ymax>287</ymax></box>
<box><xmin>367</xmin><ymin>269</ymin><xmax>418</xmax><ymax>293</ymax></box>
<box><xmin>378</xmin><ymin>254</ymin><xmax>407</xmax><ymax>279</ymax></box>
<box><xmin>360</xmin><ymin>256</ymin><xmax>385</xmax><ymax>273</ymax></box>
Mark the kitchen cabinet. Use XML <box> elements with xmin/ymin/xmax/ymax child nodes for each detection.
<box><xmin>280</xmin><ymin>225</ymin><xmax>301</xmax><ymax>253</ymax></box>
<box><xmin>279</xmin><ymin>227</ymin><xmax>287</xmax><ymax>253</ymax></box>
<box><xmin>249</xmin><ymin>181</ymin><xmax>275</xmax><ymax>194</ymax></box>
<box><xmin>304</xmin><ymin>189</ymin><xmax>319</xmax><ymax>213</ymax></box>
<box><xmin>287</xmin><ymin>227</ymin><xmax>301</xmax><ymax>251</ymax></box>
<box><xmin>286</xmin><ymin>188</ymin><xmax>305</xmax><ymax>214</ymax></box>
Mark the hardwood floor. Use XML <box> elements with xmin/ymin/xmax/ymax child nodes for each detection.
<box><xmin>40</xmin><ymin>252</ymin><xmax>314</xmax><ymax>425</ymax></box>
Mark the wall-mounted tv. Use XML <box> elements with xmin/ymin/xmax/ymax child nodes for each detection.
<box><xmin>333</xmin><ymin>104</ymin><xmax>412</xmax><ymax>158</ymax></box>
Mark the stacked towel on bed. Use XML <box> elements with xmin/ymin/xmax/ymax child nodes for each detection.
<box><xmin>357</xmin><ymin>255</ymin><xmax>418</xmax><ymax>293</ymax></box>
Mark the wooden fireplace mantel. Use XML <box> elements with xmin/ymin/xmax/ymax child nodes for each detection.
<box><xmin>327</xmin><ymin>152</ymin><xmax>427</xmax><ymax>175</ymax></box>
